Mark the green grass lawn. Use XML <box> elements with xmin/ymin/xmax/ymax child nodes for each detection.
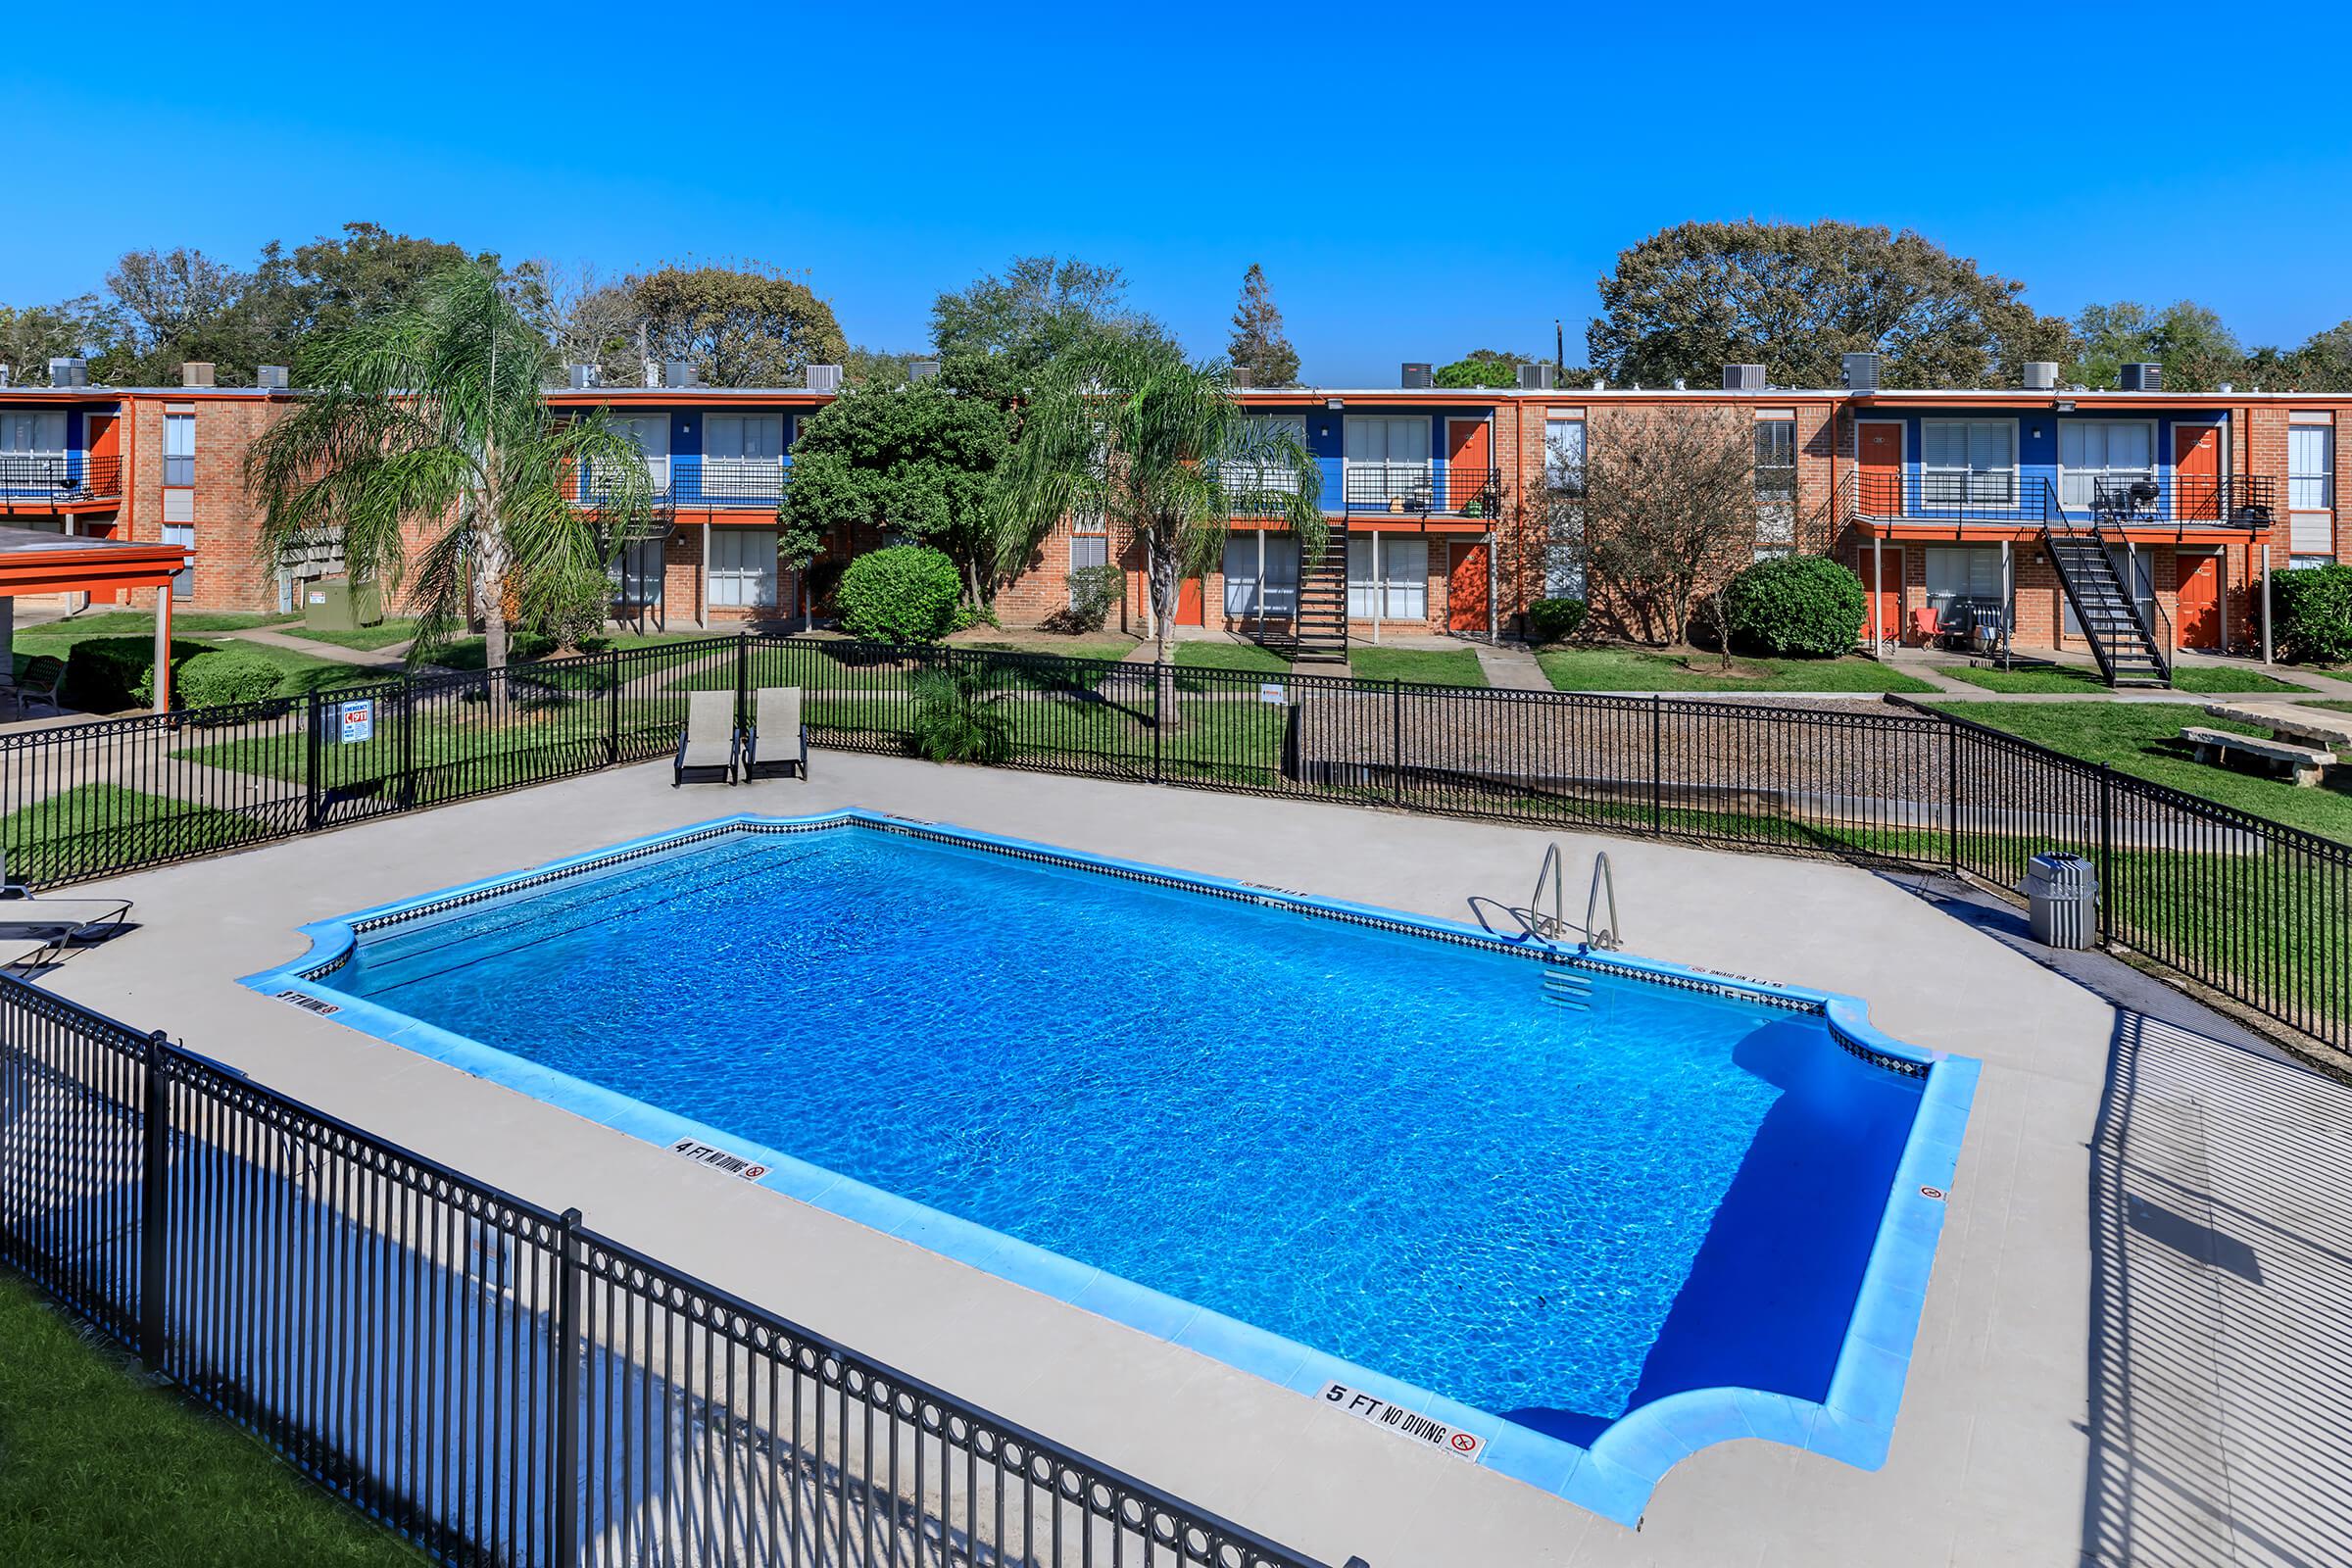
<box><xmin>14</xmin><ymin>610</ymin><xmax>296</xmax><ymax>642</ymax></box>
<box><xmin>0</xmin><ymin>1273</ymin><xmax>423</xmax><ymax>1566</ymax></box>
<box><xmin>1538</xmin><ymin>647</ymin><xmax>1936</xmax><ymax>694</ymax></box>
<box><xmin>0</xmin><ymin>784</ymin><xmax>278</xmax><ymax>886</ymax></box>
<box><xmin>1348</xmin><ymin>646</ymin><xmax>1488</xmax><ymax>687</ymax></box>
<box><xmin>282</xmin><ymin>619</ymin><xmax>419</xmax><ymax>652</ymax></box>
<box><xmin>1171</xmin><ymin>640</ymin><xmax>1291</xmax><ymax>675</ymax></box>
<box><xmin>1941</xmin><ymin>700</ymin><xmax>2352</xmax><ymax>844</ymax></box>
<box><xmin>951</xmin><ymin>634</ymin><xmax>1141</xmax><ymax>663</ymax></box>
<box><xmin>1933</xmin><ymin>662</ymin><xmax>2314</xmax><ymax>695</ymax></box>
<box><xmin>9</xmin><ymin>632</ymin><xmax>385</xmax><ymax>712</ymax></box>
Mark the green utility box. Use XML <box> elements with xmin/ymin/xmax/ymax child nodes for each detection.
<box><xmin>303</xmin><ymin>575</ymin><xmax>383</xmax><ymax>631</ymax></box>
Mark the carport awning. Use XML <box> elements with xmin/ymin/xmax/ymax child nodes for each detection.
<box><xmin>0</xmin><ymin>525</ymin><xmax>189</xmax><ymax>595</ymax></box>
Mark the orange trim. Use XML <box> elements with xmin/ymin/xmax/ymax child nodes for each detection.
<box><xmin>0</xmin><ymin>543</ymin><xmax>189</xmax><ymax>595</ymax></box>
<box><xmin>1848</xmin><ymin>520</ymin><xmax>2263</xmax><ymax>547</ymax></box>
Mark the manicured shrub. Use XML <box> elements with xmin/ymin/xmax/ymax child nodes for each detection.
<box><xmin>836</xmin><ymin>545</ymin><xmax>961</xmax><ymax>644</ymax></box>
<box><xmin>171</xmin><ymin>651</ymin><xmax>285</xmax><ymax>710</ymax></box>
<box><xmin>62</xmin><ymin>636</ymin><xmax>212</xmax><ymax>713</ymax></box>
<box><xmin>526</xmin><ymin>563</ymin><xmax>614</xmax><ymax>652</ymax></box>
<box><xmin>909</xmin><ymin>663</ymin><xmax>1015</xmax><ymax>763</ymax></box>
<box><xmin>1720</xmin><ymin>555</ymin><xmax>1866</xmax><ymax>658</ymax></box>
<box><xmin>1527</xmin><ymin>597</ymin><xmax>1587</xmax><ymax>645</ymax></box>
<box><xmin>1059</xmin><ymin>564</ymin><xmax>1126</xmax><ymax>633</ymax></box>
<box><xmin>2269</xmin><ymin>564</ymin><xmax>2352</xmax><ymax>664</ymax></box>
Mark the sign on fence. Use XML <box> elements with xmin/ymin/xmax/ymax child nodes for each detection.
<box><xmin>336</xmin><ymin>699</ymin><xmax>375</xmax><ymax>745</ymax></box>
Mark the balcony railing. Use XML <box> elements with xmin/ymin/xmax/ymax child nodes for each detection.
<box><xmin>1842</xmin><ymin>468</ymin><xmax>2279</xmax><ymax>532</ymax></box>
<box><xmin>1342</xmin><ymin>463</ymin><xmax>1502</xmax><ymax>517</ymax></box>
<box><xmin>0</xmin><ymin>454</ymin><xmax>122</xmax><ymax>507</ymax></box>
<box><xmin>569</xmin><ymin>458</ymin><xmax>789</xmax><ymax>511</ymax></box>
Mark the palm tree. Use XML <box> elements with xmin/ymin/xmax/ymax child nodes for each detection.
<box><xmin>246</xmin><ymin>262</ymin><xmax>657</xmax><ymax>688</ymax></box>
<box><xmin>995</xmin><ymin>334</ymin><xmax>1323</xmax><ymax>720</ymax></box>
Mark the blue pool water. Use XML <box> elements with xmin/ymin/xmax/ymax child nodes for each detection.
<box><xmin>312</xmin><ymin>822</ymin><xmax>1928</xmax><ymax>1439</ymax></box>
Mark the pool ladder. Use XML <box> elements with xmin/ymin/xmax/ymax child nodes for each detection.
<box><xmin>1528</xmin><ymin>844</ymin><xmax>1623</xmax><ymax>953</ymax></box>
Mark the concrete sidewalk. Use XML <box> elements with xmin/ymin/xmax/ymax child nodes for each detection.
<box><xmin>27</xmin><ymin>754</ymin><xmax>2352</xmax><ymax>1567</ymax></box>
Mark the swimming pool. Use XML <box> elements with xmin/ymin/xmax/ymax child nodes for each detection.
<box><xmin>247</xmin><ymin>811</ymin><xmax>1976</xmax><ymax>1525</ymax></box>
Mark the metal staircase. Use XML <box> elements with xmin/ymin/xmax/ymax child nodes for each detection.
<box><xmin>1288</xmin><ymin>517</ymin><xmax>1350</xmax><ymax>663</ymax></box>
<box><xmin>2040</xmin><ymin>529</ymin><xmax>2171</xmax><ymax>688</ymax></box>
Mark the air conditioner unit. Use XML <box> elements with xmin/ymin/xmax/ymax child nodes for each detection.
<box><xmin>2023</xmin><ymin>361</ymin><xmax>2058</xmax><ymax>391</ymax></box>
<box><xmin>257</xmin><ymin>365</ymin><xmax>291</xmax><ymax>390</ymax></box>
<box><xmin>1517</xmin><ymin>363</ymin><xmax>1557</xmax><ymax>390</ymax></box>
<box><xmin>1228</xmin><ymin>367</ymin><xmax>1254</xmax><ymax>389</ymax></box>
<box><xmin>178</xmin><ymin>362</ymin><xmax>214</xmax><ymax>388</ymax></box>
<box><xmin>50</xmin><ymin>357</ymin><xmax>89</xmax><ymax>388</ymax></box>
<box><xmin>663</xmin><ymin>360</ymin><xmax>699</xmax><ymax>389</ymax></box>
<box><xmin>566</xmin><ymin>363</ymin><xmax>599</xmax><ymax>390</ymax></box>
<box><xmin>2119</xmin><ymin>362</ymin><xmax>2162</xmax><ymax>392</ymax></box>
<box><xmin>1839</xmin><ymin>352</ymin><xmax>1882</xmax><ymax>392</ymax></box>
<box><xmin>1400</xmin><ymin>362</ymin><xmax>1433</xmax><ymax>389</ymax></box>
<box><xmin>908</xmin><ymin>360</ymin><xmax>941</xmax><ymax>382</ymax></box>
<box><xmin>806</xmin><ymin>364</ymin><xmax>844</xmax><ymax>394</ymax></box>
<box><xmin>1722</xmin><ymin>363</ymin><xmax>1766</xmax><ymax>392</ymax></box>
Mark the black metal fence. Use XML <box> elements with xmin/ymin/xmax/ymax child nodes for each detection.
<box><xmin>6</xmin><ymin>631</ymin><xmax>2349</xmax><ymax>1049</ymax></box>
<box><xmin>0</xmin><ymin>974</ymin><xmax>1332</xmax><ymax>1568</ymax></box>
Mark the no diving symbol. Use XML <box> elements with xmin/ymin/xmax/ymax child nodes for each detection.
<box><xmin>1449</xmin><ymin>1433</ymin><xmax>1479</xmax><ymax>1454</ymax></box>
<box><xmin>1920</xmin><ymin>1186</ymin><xmax>1946</xmax><ymax>1200</ymax></box>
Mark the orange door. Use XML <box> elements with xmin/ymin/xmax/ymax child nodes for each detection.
<box><xmin>1865</xmin><ymin>547</ymin><xmax>1903</xmax><ymax>644</ymax></box>
<box><xmin>2175</xmin><ymin>423</ymin><xmax>2222</xmax><ymax>520</ymax></box>
<box><xmin>2177</xmin><ymin>552</ymin><xmax>2222</xmax><ymax>649</ymax></box>
<box><xmin>1174</xmin><ymin>576</ymin><xmax>1204</xmax><ymax>625</ymax></box>
<box><xmin>1447</xmin><ymin>542</ymin><xmax>1490</xmax><ymax>631</ymax></box>
<box><xmin>1446</xmin><ymin>419</ymin><xmax>1493</xmax><ymax>514</ymax></box>
<box><xmin>1858</xmin><ymin>422</ymin><xmax>1903</xmax><ymax>515</ymax></box>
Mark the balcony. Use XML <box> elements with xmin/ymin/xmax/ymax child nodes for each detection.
<box><xmin>1840</xmin><ymin>469</ymin><xmax>2279</xmax><ymax>534</ymax></box>
<box><xmin>569</xmin><ymin>458</ymin><xmax>789</xmax><ymax>512</ymax></box>
<box><xmin>0</xmin><ymin>455</ymin><xmax>122</xmax><ymax>514</ymax></box>
<box><xmin>1341</xmin><ymin>463</ymin><xmax>1501</xmax><ymax>519</ymax></box>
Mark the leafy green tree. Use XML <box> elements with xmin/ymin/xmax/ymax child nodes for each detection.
<box><xmin>2068</xmin><ymin>300</ymin><xmax>2244</xmax><ymax>391</ymax></box>
<box><xmin>995</xmin><ymin>337</ymin><xmax>1322</xmax><ymax>713</ymax></box>
<box><xmin>1435</xmin><ymin>349</ymin><xmax>1529</xmax><ymax>388</ymax></box>
<box><xmin>1227</xmin><ymin>264</ymin><xmax>1300</xmax><ymax>385</ymax></box>
<box><xmin>283</xmin><ymin>223</ymin><xmax>487</xmax><ymax>342</ymax></box>
<box><xmin>245</xmin><ymin>263</ymin><xmax>656</xmax><ymax>688</ymax></box>
<box><xmin>780</xmin><ymin>383</ymin><xmax>1013</xmax><ymax>606</ymax></box>
<box><xmin>1586</xmin><ymin>220</ymin><xmax>2066</xmax><ymax>389</ymax></box>
<box><xmin>2288</xmin><ymin>321</ymin><xmax>2352</xmax><ymax>392</ymax></box>
<box><xmin>930</xmin><ymin>255</ymin><xmax>1156</xmax><ymax>388</ymax></box>
<box><xmin>630</xmin><ymin>264</ymin><xmax>847</xmax><ymax>387</ymax></box>
<box><xmin>95</xmin><ymin>248</ymin><xmax>271</xmax><ymax>383</ymax></box>
<box><xmin>0</xmin><ymin>300</ymin><xmax>105</xmax><ymax>378</ymax></box>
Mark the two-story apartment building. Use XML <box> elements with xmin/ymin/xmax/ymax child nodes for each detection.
<box><xmin>7</xmin><ymin>351</ymin><xmax>2347</xmax><ymax>684</ymax></box>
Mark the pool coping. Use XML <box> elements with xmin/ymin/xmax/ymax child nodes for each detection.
<box><xmin>238</xmin><ymin>808</ymin><xmax>1979</xmax><ymax>1529</ymax></box>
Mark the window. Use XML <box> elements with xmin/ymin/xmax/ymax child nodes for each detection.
<box><xmin>162</xmin><ymin>522</ymin><xmax>195</xmax><ymax>601</ymax></box>
<box><xmin>2058</xmin><ymin>420</ymin><xmax>2155</xmax><ymax>509</ymax></box>
<box><xmin>611</xmin><ymin>539</ymin><xmax>663</xmax><ymax>606</ymax></box>
<box><xmin>1754</xmin><ymin>417</ymin><xmax>1796</xmax><ymax>542</ymax></box>
<box><xmin>1921</xmin><ymin>419</ymin><xmax>2015</xmax><ymax>506</ymax></box>
<box><xmin>1544</xmin><ymin>417</ymin><xmax>1586</xmax><ymax>497</ymax></box>
<box><xmin>2291</xmin><ymin>423</ymin><xmax>2334</xmax><ymax>513</ymax></box>
<box><xmin>608</xmin><ymin>414</ymin><xmax>670</xmax><ymax>491</ymax></box>
<box><xmin>1</xmin><ymin>410</ymin><xmax>66</xmax><ymax>455</ymax></box>
<box><xmin>1223</xmin><ymin>414</ymin><xmax>1309</xmax><ymax>501</ymax></box>
<box><xmin>1347</xmin><ymin>535</ymin><xmax>1427</xmax><ymax>618</ymax></box>
<box><xmin>1222</xmin><ymin>533</ymin><xmax>1299</xmax><ymax>615</ymax></box>
<box><xmin>1345</xmin><ymin>416</ymin><xmax>1431</xmax><ymax>507</ymax></box>
<box><xmin>1068</xmin><ymin>532</ymin><xmax>1109</xmax><ymax>589</ymax></box>
<box><xmin>707</xmin><ymin>527</ymin><xmax>776</xmax><ymax>608</ymax></box>
<box><xmin>704</xmin><ymin>414</ymin><xmax>784</xmax><ymax>499</ymax></box>
<box><xmin>1925</xmin><ymin>545</ymin><xmax>2003</xmax><ymax>601</ymax></box>
<box><xmin>164</xmin><ymin>413</ymin><xmax>195</xmax><ymax>487</ymax></box>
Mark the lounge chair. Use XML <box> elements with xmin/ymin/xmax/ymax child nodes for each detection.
<box><xmin>0</xmin><ymin>852</ymin><xmax>133</xmax><ymax>969</ymax></box>
<box><xmin>673</xmin><ymin>689</ymin><xmax>741</xmax><ymax>786</ymax></box>
<box><xmin>744</xmin><ymin>687</ymin><xmax>808</xmax><ymax>781</ymax></box>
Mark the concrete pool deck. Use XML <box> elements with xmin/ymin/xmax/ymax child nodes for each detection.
<box><xmin>30</xmin><ymin>753</ymin><xmax>2352</xmax><ymax>1567</ymax></box>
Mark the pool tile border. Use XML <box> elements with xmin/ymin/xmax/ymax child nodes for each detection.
<box><xmin>242</xmin><ymin>808</ymin><xmax>1978</xmax><ymax>1530</ymax></box>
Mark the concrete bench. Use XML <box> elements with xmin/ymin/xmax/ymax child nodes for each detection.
<box><xmin>2181</xmin><ymin>725</ymin><xmax>2336</xmax><ymax>787</ymax></box>
<box><xmin>2202</xmin><ymin>702</ymin><xmax>2352</xmax><ymax>752</ymax></box>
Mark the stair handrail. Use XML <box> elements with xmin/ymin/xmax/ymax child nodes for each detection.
<box><xmin>1585</xmin><ymin>852</ymin><xmax>1623</xmax><ymax>952</ymax></box>
<box><xmin>2086</xmin><ymin>517</ymin><xmax>2175</xmax><ymax>686</ymax></box>
<box><xmin>1529</xmin><ymin>843</ymin><xmax>1565</xmax><ymax>942</ymax></box>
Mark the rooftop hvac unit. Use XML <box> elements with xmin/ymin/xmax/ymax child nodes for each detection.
<box><xmin>1400</xmin><ymin>362</ymin><xmax>1434</xmax><ymax>389</ymax></box>
<box><xmin>908</xmin><ymin>360</ymin><xmax>941</xmax><ymax>382</ymax></box>
<box><xmin>50</xmin><ymin>357</ymin><xmax>89</xmax><ymax>388</ymax></box>
<box><xmin>2119</xmin><ymin>362</ymin><xmax>2162</xmax><ymax>391</ymax></box>
<box><xmin>566</xmin><ymin>363</ymin><xmax>599</xmax><ymax>390</ymax></box>
<box><xmin>1839</xmin><ymin>352</ymin><xmax>1881</xmax><ymax>392</ymax></box>
<box><xmin>1722</xmin><ymin>363</ymin><xmax>1766</xmax><ymax>392</ymax></box>
<box><xmin>663</xmin><ymin>360</ymin><xmax>699</xmax><ymax>389</ymax></box>
<box><xmin>2024</xmin><ymin>361</ymin><xmax>2058</xmax><ymax>391</ymax></box>
<box><xmin>257</xmin><ymin>365</ymin><xmax>290</xmax><ymax>390</ymax></box>
<box><xmin>1227</xmin><ymin>367</ymin><xmax>1254</xmax><ymax>388</ymax></box>
<box><xmin>1517</xmin><ymin>363</ymin><xmax>1558</xmax><ymax>390</ymax></box>
<box><xmin>806</xmin><ymin>363</ymin><xmax>843</xmax><ymax>394</ymax></box>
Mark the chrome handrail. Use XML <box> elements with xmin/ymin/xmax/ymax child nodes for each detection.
<box><xmin>1586</xmin><ymin>852</ymin><xmax>1623</xmax><ymax>952</ymax></box>
<box><xmin>1529</xmin><ymin>843</ymin><xmax>1565</xmax><ymax>941</ymax></box>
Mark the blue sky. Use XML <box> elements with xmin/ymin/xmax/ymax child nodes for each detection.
<box><xmin>8</xmin><ymin>2</ymin><xmax>2350</xmax><ymax>384</ymax></box>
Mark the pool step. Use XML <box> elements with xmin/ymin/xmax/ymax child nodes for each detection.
<box><xmin>1540</xmin><ymin>967</ymin><xmax>1593</xmax><ymax>1010</ymax></box>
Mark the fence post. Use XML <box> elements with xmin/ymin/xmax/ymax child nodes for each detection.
<box><xmin>1945</xmin><ymin>715</ymin><xmax>1961</xmax><ymax>876</ymax></box>
<box><xmin>2097</xmin><ymin>763</ymin><xmax>2115</xmax><ymax>945</ymax></box>
<box><xmin>1390</xmin><ymin>679</ymin><xmax>1404</xmax><ymax>806</ymax></box>
<box><xmin>735</xmin><ymin>634</ymin><xmax>752</xmax><ymax>734</ymax></box>
<box><xmin>551</xmin><ymin>1206</ymin><xmax>583</xmax><ymax>1568</ymax></box>
<box><xmin>607</xmin><ymin>648</ymin><xmax>621</xmax><ymax>767</ymax></box>
<box><xmin>303</xmin><ymin>690</ymin><xmax>323</xmax><ymax>832</ymax></box>
<box><xmin>137</xmin><ymin>1030</ymin><xmax>171</xmax><ymax>1368</ymax></box>
<box><xmin>399</xmin><ymin>671</ymin><xmax>417</xmax><ymax>810</ymax></box>
<box><xmin>1649</xmin><ymin>694</ymin><xmax>1663</xmax><ymax>836</ymax></box>
<box><xmin>1152</xmin><ymin>664</ymin><xmax>1164</xmax><ymax>784</ymax></box>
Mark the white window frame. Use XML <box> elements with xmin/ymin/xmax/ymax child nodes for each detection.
<box><xmin>1222</xmin><ymin>413</ymin><xmax>1309</xmax><ymax>501</ymax></box>
<box><xmin>1222</xmin><ymin>531</ymin><xmax>1299</xmax><ymax>616</ymax></box>
<box><xmin>163</xmin><ymin>411</ymin><xmax>195</xmax><ymax>487</ymax></box>
<box><xmin>2057</xmin><ymin>417</ymin><xmax>2157</xmax><ymax>511</ymax></box>
<box><xmin>162</xmin><ymin>521</ymin><xmax>195</xmax><ymax>601</ymax></box>
<box><xmin>1924</xmin><ymin>545</ymin><xmax>2003</xmax><ymax>602</ymax></box>
<box><xmin>703</xmin><ymin>412</ymin><xmax>785</xmax><ymax>500</ymax></box>
<box><xmin>2290</xmin><ymin>422</ymin><xmax>2334</xmax><ymax>514</ymax></box>
<box><xmin>1345</xmin><ymin>416</ymin><xmax>1433</xmax><ymax>508</ymax></box>
<box><xmin>1</xmin><ymin>410</ymin><xmax>68</xmax><ymax>457</ymax></box>
<box><xmin>1068</xmin><ymin>533</ymin><xmax>1110</xmax><ymax>605</ymax></box>
<box><xmin>1920</xmin><ymin>418</ymin><xmax>2017</xmax><ymax>508</ymax></box>
<box><xmin>609</xmin><ymin>414</ymin><xmax>671</xmax><ymax>491</ymax></box>
<box><xmin>706</xmin><ymin>526</ymin><xmax>776</xmax><ymax>609</ymax></box>
<box><xmin>1347</xmin><ymin>534</ymin><xmax>1428</xmax><ymax>619</ymax></box>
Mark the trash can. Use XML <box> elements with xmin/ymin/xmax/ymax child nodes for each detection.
<box><xmin>2022</xmin><ymin>852</ymin><xmax>2099</xmax><ymax>949</ymax></box>
<box><xmin>303</xmin><ymin>575</ymin><xmax>384</xmax><ymax>631</ymax></box>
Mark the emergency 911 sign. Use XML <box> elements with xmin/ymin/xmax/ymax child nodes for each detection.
<box><xmin>336</xmin><ymin>699</ymin><xmax>375</xmax><ymax>745</ymax></box>
<box><xmin>1320</xmin><ymin>1381</ymin><xmax>1487</xmax><ymax>1462</ymax></box>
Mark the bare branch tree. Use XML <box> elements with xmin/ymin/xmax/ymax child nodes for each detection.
<box><xmin>1578</xmin><ymin>410</ymin><xmax>1759</xmax><ymax>649</ymax></box>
